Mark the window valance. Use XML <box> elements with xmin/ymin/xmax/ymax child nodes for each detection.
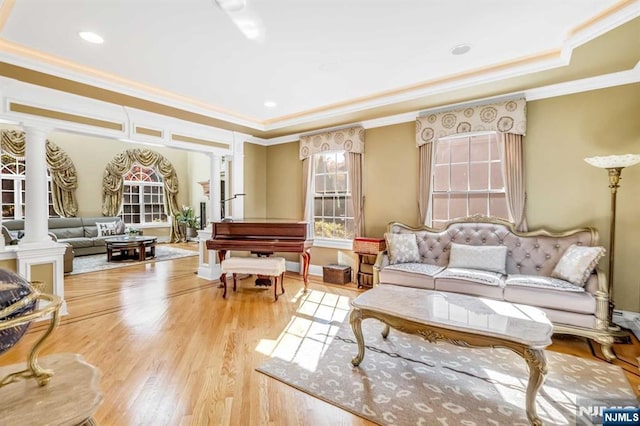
<box><xmin>299</xmin><ymin>126</ymin><xmax>365</xmax><ymax>160</ymax></box>
<box><xmin>1</xmin><ymin>130</ymin><xmax>79</xmax><ymax>217</ymax></box>
<box><xmin>415</xmin><ymin>98</ymin><xmax>526</xmax><ymax>147</ymax></box>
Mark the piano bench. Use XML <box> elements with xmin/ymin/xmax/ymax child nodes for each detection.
<box><xmin>220</xmin><ymin>257</ymin><xmax>287</xmax><ymax>301</ymax></box>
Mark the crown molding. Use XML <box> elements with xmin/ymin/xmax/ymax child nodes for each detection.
<box><xmin>0</xmin><ymin>1</ymin><xmax>637</xmax><ymax>134</ymax></box>
<box><xmin>260</xmin><ymin>62</ymin><xmax>640</xmax><ymax>146</ymax></box>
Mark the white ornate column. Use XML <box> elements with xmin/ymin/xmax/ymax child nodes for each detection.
<box><xmin>20</xmin><ymin>126</ymin><xmax>53</xmax><ymax>246</ymax></box>
<box><xmin>211</xmin><ymin>154</ymin><xmax>222</xmax><ymax>221</ymax></box>
<box><xmin>231</xmin><ymin>133</ymin><xmax>245</xmax><ymax>220</ymax></box>
<box><xmin>15</xmin><ymin>125</ymin><xmax>67</xmax><ymax>315</ymax></box>
<box><xmin>198</xmin><ymin>153</ymin><xmax>223</xmax><ymax>280</ymax></box>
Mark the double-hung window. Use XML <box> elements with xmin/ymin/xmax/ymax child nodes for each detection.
<box><xmin>120</xmin><ymin>163</ymin><xmax>167</xmax><ymax>225</ymax></box>
<box><xmin>431</xmin><ymin>132</ymin><xmax>508</xmax><ymax>228</ymax></box>
<box><xmin>311</xmin><ymin>151</ymin><xmax>354</xmax><ymax>242</ymax></box>
<box><xmin>1</xmin><ymin>153</ymin><xmax>58</xmax><ymax>219</ymax></box>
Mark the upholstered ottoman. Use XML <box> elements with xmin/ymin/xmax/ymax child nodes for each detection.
<box><xmin>220</xmin><ymin>257</ymin><xmax>286</xmax><ymax>301</ymax></box>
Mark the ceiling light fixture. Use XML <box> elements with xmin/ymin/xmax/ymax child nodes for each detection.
<box><xmin>78</xmin><ymin>31</ymin><xmax>104</xmax><ymax>44</ymax></box>
<box><xmin>264</xmin><ymin>101</ymin><xmax>277</xmax><ymax>108</ymax></box>
<box><xmin>451</xmin><ymin>44</ymin><xmax>471</xmax><ymax>55</ymax></box>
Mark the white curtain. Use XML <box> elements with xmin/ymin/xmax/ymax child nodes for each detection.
<box><xmin>347</xmin><ymin>152</ymin><xmax>364</xmax><ymax>237</ymax></box>
<box><xmin>418</xmin><ymin>142</ymin><xmax>434</xmax><ymax>225</ymax></box>
<box><xmin>501</xmin><ymin>133</ymin><xmax>528</xmax><ymax>231</ymax></box>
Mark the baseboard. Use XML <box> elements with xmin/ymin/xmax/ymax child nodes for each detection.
<box><xmin>284</xmin><ymin>261</ymin><xmax>322</xmax><ymax>277</ymax></box>
<box><xmin>613</xmin><ymin>309</ymin><xmax>640</xmax><ymax>340</ymax></box>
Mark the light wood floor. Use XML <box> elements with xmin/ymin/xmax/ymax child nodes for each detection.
<box><xmin>1</xmin><ymin>243</ymin><xmax>639</xmax><ymax>425</ymax></box>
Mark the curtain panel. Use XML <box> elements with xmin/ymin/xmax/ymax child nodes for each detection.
<box><xmin>102</xmin><ymin>148</ymin><xmax>182</xmax><ymax>242</ymax></box>
<box><xmin>347</xmin><ymin>152</ymin><xmax>364</xmax><ymax>237</ymax></box>
<box><xmin>417</xmin><ymin>142</ymin><xmax>434</xmax><ymax>225</ymax></box>
<box><xmin>299</xmin><ymin>126</ymin><xmax>365</xmax><ymax>160</ymax></box>
<box><xmin>415</xmin><ymin>98</ymin><xmax>526</xmax><ymax>146</ymax></box>
<box><xmin>501</xmin><ymin>133</ymin><xmax>528</xmax><ymax>231</ymax></box>
<box><xmin>1</xmin><ymin>130</ymin><xmax>79</xmax><ymax>217</ymax></box>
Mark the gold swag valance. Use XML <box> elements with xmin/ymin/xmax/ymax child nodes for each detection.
<box><xmin>299</xmin><ymin>126</ymin><xmax>365</xmax><ymax>160</ymax></box>
<box><xmin>416</xmin><ymin>98</ymin><xmax>526</xmax><ymax>146</ymax></box>
<box><xmin>102</xmin><ymin>148</ymin><xmax>182</xmax><ymax>243</ymax></box>
<box><xmin>1</xmin><ymin>130</ymin><xmax>79</xmax><ymax>217</ymax></box>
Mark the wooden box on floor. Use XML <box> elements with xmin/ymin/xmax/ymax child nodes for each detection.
<box><xmin>323</xmin><ymin>264</ymin><xmax>351</xmax><ymax>284</ymax></box>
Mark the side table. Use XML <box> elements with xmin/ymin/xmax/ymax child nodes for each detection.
<box><xmin>0</xmin><ymin>353</ymin><xmax>102</xmax><ymax>425</ymax></box>
<box><xmin>353</xmin><ymin>237</ymin><xmax>386</xmax><ymax>289</ymax></box>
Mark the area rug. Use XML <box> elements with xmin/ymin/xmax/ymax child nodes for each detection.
<box><xmin>69</xmin><ymin>245</ymin><xmax>198</xmax><ymax>275</ymax></box>
<box><xmin>256</xmin><ymin>290</ymin><xmax>638</xmax><ymax>425</ymax></box>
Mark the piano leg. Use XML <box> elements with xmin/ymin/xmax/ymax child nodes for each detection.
<box><xmin>220</xmin><ymin>273</ymin><xmax>227</xmax><ymax>298</ymax></box>
<box><xmin>301</xmin><ymin>250</ymin><xmax>311</xmax><ymax>292</ymax></box>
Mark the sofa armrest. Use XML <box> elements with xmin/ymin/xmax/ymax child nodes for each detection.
<box><xmin>1</xmin><ymin>225</ymin><xmax>18</xmax><ymax>245</ymax></box>
<box><xmin>48</xmin><ymin>232</ymin><xmax>59</xmax><ymax>242</ymax></box>
<box><xmin>373</xmin><ymin>250</ymin><xmax>389</xmax><ymax>286</ymax></box>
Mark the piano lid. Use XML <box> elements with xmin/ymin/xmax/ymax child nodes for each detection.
<box><xmin>212</xmin><ymin>219</ymin><xmax>309</xmax><ymax>240</ymax></box>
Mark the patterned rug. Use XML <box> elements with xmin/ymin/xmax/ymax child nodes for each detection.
<box><xmin>256</xmin><ymin>290</ymin><xmax>638</xmax><ymax>425</ymax></box>
<box><xmin>69</xmin><ymin>245</ymin><xmax>198</xmax><ymax>275</ymax></box>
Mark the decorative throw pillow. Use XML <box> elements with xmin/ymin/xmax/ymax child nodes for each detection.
<box><xmin>385</xmin><ymin>233</ymin><xmax>420</xmax><ymax>265</ymax></box>
<box><xmin>551</xmin><ymin>244</ymin><xmax>605</xmax><ymax>287</ymax></box>
<box><xmin>447</xmin><ymin>243</ymin><xmax>508</xmax><ymax>274</ymax></box>
<box><xmin>96</xmin><ymin>221</ymin><xmax>118</xmax><ymax>237</ymax></box>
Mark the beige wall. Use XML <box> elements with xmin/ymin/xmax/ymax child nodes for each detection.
<box><xmin>265</xmin><ymin>84</ymin><xmax>640</xmax><ymax>310</ymax></box>
<box><xmin>243</xmin><ymin>143</ymin><xmax>267</xmax><ymax>219</ymax></box>
<box><xmin>526</xmin><ymin>83</ymin><xmax>640</xmax><ymax>311</ymax></box>
<box><xmin>48</xmin><ymin>131</ymin><xmax>191</xmax><ymax>217</ymax></box>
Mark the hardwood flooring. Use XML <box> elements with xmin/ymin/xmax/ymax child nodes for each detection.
<box><xmin>1</xmin><ymin>244</ymin><xmax>639</xmax><ymax>425</ymax></box>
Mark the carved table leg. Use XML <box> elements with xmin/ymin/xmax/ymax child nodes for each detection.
<box><xmin>350</xmin><ymin>309</ymin><xmax>365</xmax><ymax>366</ymax></box>
<box><xmin>524</xmin><ymin>348</ymin><xmax>547</xmax><ymax>426</ymax></box>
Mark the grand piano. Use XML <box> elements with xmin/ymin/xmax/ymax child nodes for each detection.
<box><xmin>206</xmin><ymin>220</ymin><xmax>313</xmax><ymax>290</ymax></box>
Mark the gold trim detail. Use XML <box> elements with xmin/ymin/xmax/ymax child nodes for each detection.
<box><xmin>135</xmin><ymin>126</ymin><xmax>163</xmax><ymax>138</ymax></box>
<box><xmin>9</xmin><ymin>102</ymin><xmax>123</xmax><ymax>131</ymax></box>
<box><xmin>171</xmin><ymin>133</ymin><xmax>229</xmax><ymax>149</ymax></box>
<box><xmin>0</xmin><ymin>0</ymin><xmax>15</xmax><ymax>32</ymax></box>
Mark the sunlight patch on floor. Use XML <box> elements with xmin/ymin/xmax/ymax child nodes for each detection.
<box><xmin>255</xmin><ymin>289</ymin><xmax>351</xmax><ymax>372</ymax></box>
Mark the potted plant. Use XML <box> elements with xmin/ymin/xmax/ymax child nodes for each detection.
<box><xmin>177</xmin><ymin>205</ymin><xmax>200</xmax><ymax>239</ymax></box>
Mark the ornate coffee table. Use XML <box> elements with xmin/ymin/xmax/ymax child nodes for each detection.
<box><xmin>350</xmin><ymin>285</ymin><xmax>553</xmax><ymax>426</ymax></box>
<box><xmin>105</xmin><ymin>235</ymin><xmax>157</xmax><ymax>262</ymax></box>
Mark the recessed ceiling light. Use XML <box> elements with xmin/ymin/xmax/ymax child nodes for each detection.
<box><xmin>451</xmin><ymin>44</ymin><xmax>471</xmax><ymax>55</ymax></box>
<box><xmin>264</xmin><ymin>101</ymin><xmax>277</xmax><ymax>108</ymax></box>
<box><xmin>78</xmin><ymin>31</ymin><xmax>104</xmax><ymax>44</ymax></box>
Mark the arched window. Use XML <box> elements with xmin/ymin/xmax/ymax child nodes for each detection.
<box><xmin>120</xmin><ymin>163</ymin><xmax>167</xmax><ymax>224</ymax></box>
<box><xmin>1</xmin><ymin>153</ymin><xmax>58</xmax><ymax>219</ymax></box>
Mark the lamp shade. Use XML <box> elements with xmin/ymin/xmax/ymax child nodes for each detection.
<box><xmin>584</xmin><ymin>154</ymin><xmax>640</xmax><ymax>169</ymax></box>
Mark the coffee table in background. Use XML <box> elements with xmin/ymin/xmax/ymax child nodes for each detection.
<box><xmin>105</xmin><ymin>236</ymin><xmax>157</xmax><ymax>262</ymax></box>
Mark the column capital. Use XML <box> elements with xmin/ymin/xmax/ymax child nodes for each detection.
<box><xmin>22</xmin><ymin>125</ymin><xmax>51</xmax><ymax>140</ymax></box>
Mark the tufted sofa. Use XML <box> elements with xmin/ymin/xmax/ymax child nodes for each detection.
<box><xmin>374</xmin><ymin>216</ymin><xmax>615</xmax><ymax>360</ymax></box>
<box><xmin>2</xmin><ymin>216</ymin><xmax>125</xmax><ymax>257</ymax></box>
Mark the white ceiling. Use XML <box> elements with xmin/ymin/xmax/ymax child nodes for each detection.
<box><xmin>0</xmin><ymin>0</ymin><xmax>638</xmax><ymax>135</ymax></box>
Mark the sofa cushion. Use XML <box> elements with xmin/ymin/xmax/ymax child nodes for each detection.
<box><xmin>551</xmin><ymin>244</ymin><xmax>605</xmax><ymax>287</ymax></box>
<box><xmin>385</xmin><ymin>233</ymin><xmax>420</xmax><ymax>264</ymax></box>
<box><xmin>379</xmin><ymin>263</ymin><xmax>444</xmax><ymax>290</ymax></box>
<box><xmin>96</xmin><ymin>221</ymin><xmax>119</xmax><ymax>237</ymax></box>
<box><xmin>505</xmin><ymin>274</ymin><xmax>585</xmax><ymax>293</ymax></box>
<box><xmin>437</xmin><ymin>267</ymin><xmax>504</xmax><ymax>286</ymax></box>
<box><xmin>59</xmin><ymin>238</ymin><xmax>94</xmax><ymax>249</ymax></box>
<box><xmin>434</xmin><ymin>269</ymin><xmax>505</xmax><ymax>300</ymax></box>
<box><xmin>50</xmin><ymin>226</ymin><xmax>85</xmax><ymax>240</ymax></box>
<box><xmin>447</xmin><ymin>243</ymin><xmax>507</xmax><ymax>274</ymax></box>
<box><xmin>82</xmin><ymin>217</ymin><xmax>124</xmax><ymax>237</ymax></box>
<box><xmin>504</xmin><ymin>283</ymin><xmax>596</xmax><ymax>315</ymax></box>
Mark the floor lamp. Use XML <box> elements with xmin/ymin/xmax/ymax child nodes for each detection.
<box><xmin>584</xmin><ymin>154</ymin><xmax>640</xmax><ymax>324</ymax></box>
